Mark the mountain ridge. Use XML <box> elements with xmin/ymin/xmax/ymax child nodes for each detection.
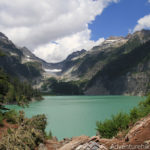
<box><xmin>41</xmin><ymin>29</ymin><xmax>150</xmax><ymax>96</ymax></box>
<box><xmin>1</xmin><ymin>30</ymin><xmax>150</xmax><ymax>95</ymax></box>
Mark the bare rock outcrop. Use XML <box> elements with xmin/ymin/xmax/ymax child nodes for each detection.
<box><xmin>125</xmin><ymin>114</ymin><xmax>150</xmax><ymax>142</ymax></box>
<box><xmin>55</xmin><ymin>136</ymin><xmax>108</xmax><ymax>150</ymax></box>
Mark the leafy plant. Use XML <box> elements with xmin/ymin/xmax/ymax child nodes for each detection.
<box><xmin>96</xmin><ymin>112</ymin><xmax>130</xmax><ymax>138</ymax></box>
<box><xmin>46</xmin><ymin>130</ymin><xmax>53</xmax><ymax>139</ymax></box>
<box><xmin>0</xmin><ymin>113</ymin><xmax>4</xmax><ymax>126</ymax></box>
<box><xmin>4</xmin><ymin>110</ymin><xmax>19</xmax><ymax>124</ymax></box>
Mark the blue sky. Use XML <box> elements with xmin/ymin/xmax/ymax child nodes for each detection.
<box><xmin>89</xmin><ymin>0</ymin><xmax>150</xmax><ymax>40</ymax></box>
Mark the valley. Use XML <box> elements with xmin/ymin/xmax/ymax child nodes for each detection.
<box><xmin>1</xmin><ymin>30</ymin><xmax>150</xmax><ymax>150</ymax></box>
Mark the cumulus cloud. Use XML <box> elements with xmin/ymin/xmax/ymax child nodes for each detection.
<box><xmin>133</xmin><ymin>0</ymin><xmax>150</xmax><ymax>33</ymax></box>
<box><xmin>0</xmin><ymin>0</ymin><xmax>119</xmax><ymax>62</ymax></box>
<box><xmin>34</xmin><ymin>29</ymin><xmax>104</xmax><ymax>62</ymax></box>
<box><xmin>133</xmin><ymin>14</ymin><xmax>150</xmax><ymax>32</ymax></box>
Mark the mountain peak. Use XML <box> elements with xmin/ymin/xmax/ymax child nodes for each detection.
<box><xmin>0</xmin><ymin>32</ymin><xmax>8</xmax><ymax>39</ymax></box>
<box><xmin>127</xmin><ymin>29</ymin><xmax>150</xmax><ymax>43</ymax></box>
<box><xmin>107</xmin><ymin>36</ymin><xmax>125</xmax><ymax>41</ymax></box>
<box><xmin>65</xmin><ymin>49</ymin><xmax>86</xmax><ymax>61</ymax></box>
<box><xmin>125</xmin><ymin>33</ymin><xmax>132</xmax><ymax>39</ymax></box>
<box><xmin>133</xmin><ymin>29</ymin><xmax>150</xmax><ymax>36</ymax></box>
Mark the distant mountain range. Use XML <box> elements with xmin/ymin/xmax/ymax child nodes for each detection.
<box><xmin>0</xmin><ymin>30</ymin><xmax>150</xmax><ymax>95</ymax></box>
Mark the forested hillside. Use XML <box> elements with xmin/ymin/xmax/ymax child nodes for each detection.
<box><xmin>0</xmin><ymin>68</ymin><xmax>41</xmax><ymax>106</ymax></box>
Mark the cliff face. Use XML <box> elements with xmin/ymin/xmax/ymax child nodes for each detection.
<box><xmin>77</xmin><ymin>30</ymin><xmax>150</xmax><ymax>96</ymax></box>
<box><xmin>85</xmin><ymin>39</ymin><xmax>150</xmax><ymax>96</ymax></box>
<box><xmin>0</xmin><ymin>32</ymin><xmax>43</xmax><ymax>82</ymax></box>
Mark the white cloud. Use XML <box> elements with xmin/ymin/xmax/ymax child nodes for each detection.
<box><xmin>0</xmin><ymin>0</ymin><xmax>119</xmax><ymax>62</ymax></box>
<box><xmin>133</xmin><ymin>14</ymin><xmax>150</xmax><ymax>32</ymax></box>
<box><xmin>34</xmin><ymin>29</ymin><xmax>104</xmax><ymax>62</ymax></box>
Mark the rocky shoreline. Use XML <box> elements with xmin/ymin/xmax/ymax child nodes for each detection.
<box><xmin>38</xmin><ymin>114</ymin><xmax>150</xmax><ymax>150</ymax></box>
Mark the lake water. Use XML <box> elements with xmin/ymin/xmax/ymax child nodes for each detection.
<box><xmin>6</xmin><ymin>96</ymin><xmax>144</xmax><ymax>140</ymax></box>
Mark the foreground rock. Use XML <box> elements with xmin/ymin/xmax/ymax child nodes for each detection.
<box><xmin>42</xmin><ymin>136</ymin><xmax>107</xmax><ymax>150</ymax></box>
<box><xmin>125</xmin><ymin>114</ymin><xmax>150</xmax><ymax>145</ymax></box>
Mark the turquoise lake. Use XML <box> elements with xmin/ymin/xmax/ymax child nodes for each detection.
<box><xmin>6</xmin><ymin>96</ymin><xmax>144</xmax><ymax>140</ymax></box>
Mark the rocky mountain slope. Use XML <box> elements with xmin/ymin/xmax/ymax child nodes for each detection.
<box><xmin>85</xmin><ymin>30</ymin><xmax>150</xmax><ymax>95</ymax></box>
<box><xmin>1</xmin><ymin>30</ymin><xmax>150</xmax><ymax>95</ymax></box>
<box><xmin>49</xmin><ymin>29</ymin><xmax>150</xmax><ymax>96</ymax></box>
<box><xmin>59</xmin><ymin>30</ymin><xmax>150</xmax><ymax>80</ymax></box>
<box><xmin>40</xmin><ymin>29</ymin><xmax>150</xmax><ymax>96</ymax></box>
<box><xmin>0</xmin><ymin>32</ymin><xmax>43</xmax><ymax>83</ymax></box>
<box><xmin>0</xmin><ymin>32</ymin><xmax>86</xmax><ymax>80</ymax></box>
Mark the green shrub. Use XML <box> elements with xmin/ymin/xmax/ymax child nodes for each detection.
<box><xmin>46</xmin><ymin>130</ymin><xmax>53</xmax><ymax>139</ymax></box>
<box><xmin>112</xmin><ymin>112</ymin><xmax>130</xmax><ymax>129</ymax></box>
<box><xmin>4</xmin><ymin>110</ymin><xmax>19</xmax><ymax>124</ymax></box>
<box><xmin>139</xmin><ymin>95</ymin><xmax>150</xmax><ymax>107</ymax></box>
<box><xmin>26</xmin><ymin>114</ymin><xmax>47</xmax><ymax>132</ymax></box>
<box><xmin>7</xmin><ymin>128</ymin><xmax>13</xmax><ymax>134</ymax></box>
<box><xmin>96</xmin><ymin>112</ymin><xmax>130</xmax><ymax>138</ymax></box>
<box><xmin>129</xmin><ymin>107</ymin><xmax>141</xmax><ymax>123</ymax></box>
<box><xmin>139</xmin><ymin>105</ymin><xmax>150</xmax><ymax>117</ymax></box>
<box><xmin>96</xmin><ymin>119</ymin><xmax>116</xmax><ymax>138</ymax></box>
<box><xmin>0</xmin><ymin>113</ymin><xmax>4</xmax><ymax>126</ymax></box>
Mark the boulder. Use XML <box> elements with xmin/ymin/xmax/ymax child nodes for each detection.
<box><xmin>38</xmin><ymin>143</ymin><xmax>48</xmax><ymax>150</ymax></box>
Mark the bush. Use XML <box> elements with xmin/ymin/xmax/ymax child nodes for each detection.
<box><xmin>139</xmin><ymin>95</ymin><xmax>150</xmax><ymax>108</ymax></box>
<box><xmin>46</xmin><ymin>130</ymin><xmax>53</xmax><ymax>139</ymax></box>
<box><xmin>112</xmin><ymin>113</ymin><xmax>130</xmax><ymax>130</ymax></box>
<box><xmin>0</xmin><ymin>113</ymin><xmax>46</xmax><ymax>150</ymax></box>
<box><xmin>96</xmin><ymin>112</ymin><xmax>130</xmax><ymax>138</ymax></box>
<box><xmin>7</xmin><ymin>128</ymin><xmax>13</xmax><ymax>134</ymax></box>
<box><xmin>26</xmin><ymin>114</ymin><xmax>47</xmax><ymax>132</ymax></box>
<box><xmin>129</xmin><ymin>107</ymin><xmax>141</xmax><ymax>123</ymax></box>
<box><xmin>4</xmin><ymin>110</ymin><xmax>19</xmax><ymax>124</ymax></box>
<box><xmin>0</xmin><ymin>113</ymin><xmax>3</xmax><ymax>126</ymax></box>
<box><xmin>96</xmin><ymin>119</ymin><xmax>116</xmax><ymax>138</ymax></box>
